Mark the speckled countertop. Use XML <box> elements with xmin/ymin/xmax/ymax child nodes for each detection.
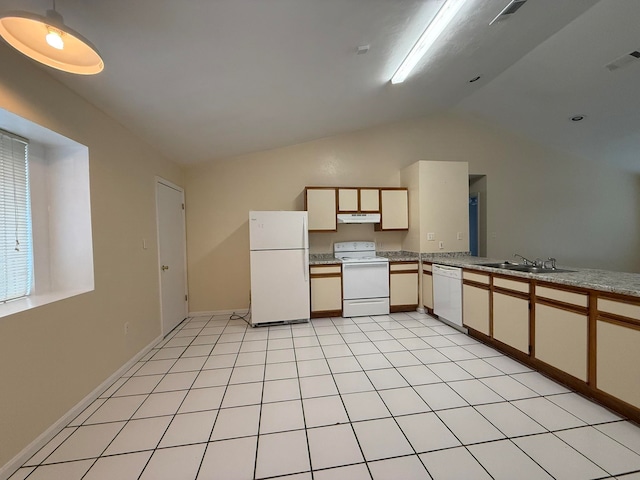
<box><xmin>309</xmin><ymin>253</ymin><xmax>341</xmax><ymax>265</ymax></box>
<box><xmin>422</xmin><ymin>254</ymin><xmax>640</xmax><ymax>298</ymax></box>
<box><xmin>378</xmin><ymin>251</ymin><xmax>420</xmax><ymax>262</ymax></box>
<box><xmin>309</xmin><ymin>250</ymin><xmax>420</xmax><ymax>265</ymax></box>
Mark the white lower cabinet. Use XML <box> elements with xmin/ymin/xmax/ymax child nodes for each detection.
<box><xmin>492</xmin><ymin>291</ymin><xmax>529</xmax><ymax>354</ymax></box>
<box><xmin>596</xmin><ymin>296</ymin><xmax>640</xmax><ymax>409</ymax></box>
<box><xmin>310</xmin><ymin>265</ymin><xmax>342</xmax><ymax>317</ymax></box>
<box><xmin>463</xmin><ymin>284</ymin><xmax>490</xmax><ymax>335</ymax></box>
<box><xmin>535</xmin><ymin>303</ymin><xmax>588</xmax><ymax>381</ymax></box>
<box><xmin>390</xmin><ymin>261</ymin><xmax>418</xmax><ymax>311</ymax></box>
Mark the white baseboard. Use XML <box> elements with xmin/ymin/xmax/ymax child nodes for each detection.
<box><xmin>188</xmin><ymin>308</ymin><xmax>249</xmax><ymax>318</ymax></box>
<box><xmin>0</xmin><ymin>334</ymin><xmax>163</xmax><ymax>480</ymax></box>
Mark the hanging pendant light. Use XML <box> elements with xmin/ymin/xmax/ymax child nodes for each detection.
<box><xmin>0</xmin><ymin>0</ymin><xmax>103</xmax><ymax>75</ymax></box>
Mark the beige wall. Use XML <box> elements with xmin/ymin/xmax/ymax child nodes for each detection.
<box><xmin>186</xmin><ymin>113</ymin><xmax>640</xmax><ymax>313</ymax></box>
<box><xmin>0</xmin><ymin>45</ymin><xmax>183</xmax><ymax>467</ymax></box>
<box><xmin>400</xmin><ymin>161</ymin><xmax>470</xmax><ymax>253</ymax></box>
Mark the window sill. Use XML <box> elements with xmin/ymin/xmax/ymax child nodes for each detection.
<box><xmin>0</xmin><ymin>288</ymin><xmax>93</xmax><ymax>319</ymax></box>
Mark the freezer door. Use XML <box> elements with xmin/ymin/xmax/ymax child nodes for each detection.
<box><xmin>249</xmin><ymin>211</ymin><xmax>308</xmax><ymax>250</ymax></box>
<box><xmin>250</xmin><ymin>249</ymin><xmax>310</xmax><ymax>325</ymax></box>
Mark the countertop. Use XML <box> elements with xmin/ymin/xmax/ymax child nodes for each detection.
<box><xmin>422</xmin><ymin>254</ymin><xmax>640</xmax><ymax>298</ymax></box>
<box><xmin>310</xmin><ymin>251</ymin><xmax>640</xmax><ymax>297</ymax></box>
<box><xmin>309</xmin><ymin>250</ymin><xmax>420</xmax><ymax>265</ymax></box>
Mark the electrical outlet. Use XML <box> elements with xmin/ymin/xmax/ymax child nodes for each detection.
<box><xmin>427</xmin><ymin>233</ymin><xmax>435</xmax><ymax>241</ymax></box>
<box><xmin>457</xmin><ymin>232</ymin><xmax>463</xmax><ymax>240</ymax></box>
<box><xmin>124</xmin><ymin>322</ymin><xmax>130</xmax><ymax>336</ymax></box>
<box><xmin>439</xmin><ymin>241</ymin><xmax>444</xmax><ymax>249</ymax></box>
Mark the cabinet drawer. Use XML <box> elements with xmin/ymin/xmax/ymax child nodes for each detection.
<box><xmin>493</xmin><ymin>277</ymin><xmax>529</xmax><ymax>294</ymax></box>
<box><xmin>463</xmin><ymin>271</ymin><xmax>490</xmax><ymax>285</ymax></box>
<box><xmin>390</xmin><ymin>262</ymin><xmax>418</xmax><ymax>272</ymax></box>
<box><xmin>310</xmin><ymin>265</ymin><xmax>341</xmax><ymax>276</ymax></box>
<box><xmin>598</xmin><ymin>298</ymin><xmax>640</xmax><ymax>321</ymax></box>
<box><xmin>536</xmin><ymin>286</ymin><xmax>587</xmax><ymax>308</ymax></box>
<box><xmin>422</xmin><ymin>263</ymin><xmax>433</xmax><ymax>273</ymax></box>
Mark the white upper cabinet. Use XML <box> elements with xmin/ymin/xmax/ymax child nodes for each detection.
<box><xmin>305</xmin><ymin>187</ymin><xmax>337</xmax><ymax>231</ymax></box>
<box><xmin>379</xmin><ymin>188</ymin><xmax>409</xmax><ymax>231</ymax></box>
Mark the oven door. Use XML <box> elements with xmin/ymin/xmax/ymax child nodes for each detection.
<box><xmin>342</xmin><ymin>261</ymin><xmax>390</xmax><ymax>300</ymax></box>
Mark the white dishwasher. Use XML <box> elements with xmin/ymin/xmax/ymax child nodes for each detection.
<box><xmin>432</xmin><ymin>264</ymin><xmax>463</xmax><ymax>329</ymax></box>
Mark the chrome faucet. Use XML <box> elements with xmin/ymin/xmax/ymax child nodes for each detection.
<box><xmin>514</xmin><ymin>253</ymin><xmax>535</xmax><ymax>266</ymax></box>
<box><xmin>543</xmin><ymin>257</ymin><xmax>557</xmax><ymax>269</ymax></box>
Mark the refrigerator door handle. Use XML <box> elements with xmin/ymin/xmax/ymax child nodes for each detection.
<box><xmin>302</xmin><ymin>215</ymin><xmax>308</xmax><ymax>246</ymax></box>
<box><xmin>304</xmin><ymin>250</ymin><xmax>309</xmax><ymax>282</ymax></box>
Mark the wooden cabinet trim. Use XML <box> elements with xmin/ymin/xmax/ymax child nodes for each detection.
<box><xmin>596</xmin><ymin>313</ymin><xmax>640</xmax><ymax>330</ymax></box>
<box><xmin>310</xmin><ymin>272</ymin><xmax>342</xmax><ymax>279</ymax></box>
<box><xmin>535</xmin><ymin>297</ymin><xmax>588</xmax><ymax>316</ymax></box>
<box><xmin>493</xmin><ymin>285</ymin><xmax>530</xmax><ymax>300</ymax></box>
<box><xmin>463</xmin><ymin>279</ymin><xmax>490</xmax><ymax>290</ymax></box>
<box><xmin>422</xmin><ymin>269</ymin><xmax>433</xmax><ymax>276</ymax></box>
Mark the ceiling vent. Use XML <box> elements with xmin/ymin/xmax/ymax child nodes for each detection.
<box><xmin>489</xmin><ymin>0</ymin><xmax>528</xmax><ymax>25</ymax></box>
<box><xmin>605</xmin><ymin>51</ymin><xmax>640</xmax><ymax>72</ymax></box>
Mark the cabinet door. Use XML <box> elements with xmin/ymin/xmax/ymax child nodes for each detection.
<box><xmin>493</xmin><ymin>292</ymin><xmax>529</xmax><ymax>354</ymax></box>
<box><xmin>311</xmin><ymin>276</ymin><xmax>342</xmax><ymax>313</ymax></box>
<box><xmin>597</xmin><ymin>319</ymin><xmax>640</xmax><ymax>409</ymax></box>
<box><xmin>305</xmin><ymin>188</ymin><xmax>337</xmax><ymax>231</ymax></box>
<box><xmin>390</xmin><ymin>269</ymin><xmax>418</xmax><ymax>309</ymax></box>
<box><xmin>359</xmin><ymin>188</ymin><xmax>380</xmax><ymax>212</ymax></box>
<box><xmin>422</xmin><ymin>271</ymin><xmax>433</xmax><ymax>310</ymax></box>
<box><xmin>338</xmin><ymin>188</ymin><xmax>358</xmax><ymax>212</ymax></box>
<box><xmin>463</xmin><ymin>284</ymin><xmax>490</xmax><ymax>335</ymax></box>
<box><xmin>535</xmin><ymin>303</ymin><xmax>588</xmax><ymax>381</ymax></box>
<box><xmin>380</xmin><ymin>189</ymin><xmax>408</xmax><ymax>230</ymax></box>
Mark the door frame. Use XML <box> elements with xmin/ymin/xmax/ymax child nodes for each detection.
<box><xmin>155</xmin><ymin>176</ymin><xmax>189</xmax><ymax>336</ymax></box>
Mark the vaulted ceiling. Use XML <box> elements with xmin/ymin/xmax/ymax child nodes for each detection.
<box><xmin>1</xmin><ymin>0</ymin><xmax>638</xmax><ymax>169</ymax></box>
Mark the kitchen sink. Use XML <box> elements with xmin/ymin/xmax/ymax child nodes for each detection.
<box><xmin>476</xmin><ymin>262</ymin><xmax>574</xmax><ymax>274</ymax></box>
<box><xmin>509</xmin><ymin>265</ymin><xmax>575</xmax><ymax>274</ymax></box>
<box><xmin>476</xmin><ymin>261</ymin><xmax>519</xmax><ymax>269</ymax></box>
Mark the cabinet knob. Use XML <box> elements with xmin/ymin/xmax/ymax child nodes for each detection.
<box><xmin>161</xmin><ymin>265</ymin><xmax>169</xmax><ymax>271</ymax></box>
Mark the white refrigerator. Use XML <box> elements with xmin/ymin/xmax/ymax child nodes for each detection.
<box><xmin>249</xmin><ymin>211</ymin><xmax>310</xmax><ymax>326</ymax></box>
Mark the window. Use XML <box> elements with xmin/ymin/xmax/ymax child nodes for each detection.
<box><xmin>0</xmin><ymin>130</ymin><xmax>32</xmax><ymax>302</ymax></box>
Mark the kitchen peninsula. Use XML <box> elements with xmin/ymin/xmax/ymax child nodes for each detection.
<box><xmin>424</xmin><ymin>254</ymin><xmax>640</xmax><ymax>424</ymax></box>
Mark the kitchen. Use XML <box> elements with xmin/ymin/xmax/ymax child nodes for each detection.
<box><xmin>1</xmin><ymin>0</ymin><xmax>640</xmax><ymax>478</ymax></box>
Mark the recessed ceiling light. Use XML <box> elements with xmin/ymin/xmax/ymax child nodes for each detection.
<box><xmin>356</xmin><ymin>45</ymin><xmax>370</xmax><ymax>55</ymax></box>
<box><xmin>469</xmin><ymin>75</ymin><xmax>481</xmax><ymax>83</ymax></box>
<box><xmin>570</xmin><ymin>115</ymin><xmax>586</xmax><ymax>122</ymax></box>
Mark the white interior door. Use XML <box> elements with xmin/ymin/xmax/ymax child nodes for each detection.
<box><xmin>157</xmin><ymin>179</ymin><xmax>188</xmax><ymax>335</ymax></box>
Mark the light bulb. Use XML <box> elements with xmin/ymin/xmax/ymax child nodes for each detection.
<box><xmin>46</xmin><ymin>26</ymin><xmax>64</xmax><ymax>49</ymax></box>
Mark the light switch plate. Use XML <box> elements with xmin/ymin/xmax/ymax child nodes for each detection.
<box><xmin>427</xmin><ymin>233</ymin><xmax>435</xmax><ymax>241</ymax></box>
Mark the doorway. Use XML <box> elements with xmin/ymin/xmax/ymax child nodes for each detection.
<box><xmin>156</xmin><ymin>178</ymin><xmax>188</xmax><ymax>335</ymax></box>
<box><xmin>469</xmin><ymin>194</ymin><xmax>479</xmax><ymax>256</ymax></box>
<box><xmin>469</xmin><ymin>175</ymin><xmax>487</xmax><ymax>257</ymax></box>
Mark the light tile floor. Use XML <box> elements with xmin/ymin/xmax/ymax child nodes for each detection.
<box><xmin>10</xmin><ymin>312</ymin><xmax>640</xmax><ymax>480</ymax></box>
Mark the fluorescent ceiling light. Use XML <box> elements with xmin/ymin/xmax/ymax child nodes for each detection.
<box><xmin>391</xmin><ymin>0</ymin><xmax>467</xmax><ymax>84</ymax></box>
<box><xmin>0</xmin><ymin>3</ymin><xmax>103</xmax><ymax>75</ymax></box>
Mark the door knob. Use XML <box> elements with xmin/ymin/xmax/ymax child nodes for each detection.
<box><xmin>161</xmin><ymin>265</ymin><xmax>169</xmax><ymax>271</ymax></box>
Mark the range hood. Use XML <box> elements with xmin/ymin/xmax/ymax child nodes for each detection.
<box><xmin>337</xmin><ymin>213</ymin><xmax>381</xmax><ymax>224</ymax></box>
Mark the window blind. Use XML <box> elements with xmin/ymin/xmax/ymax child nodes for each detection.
<box><xmin>0</xmin><ymin>130</ymin><xmax>32</xmax><ymax>302</ymax></box>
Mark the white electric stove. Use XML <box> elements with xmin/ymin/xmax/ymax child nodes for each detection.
<box><xmin>334</xmin><ymin>242</ymin><xmax>390</xmax><ymax>317</ymax></box>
